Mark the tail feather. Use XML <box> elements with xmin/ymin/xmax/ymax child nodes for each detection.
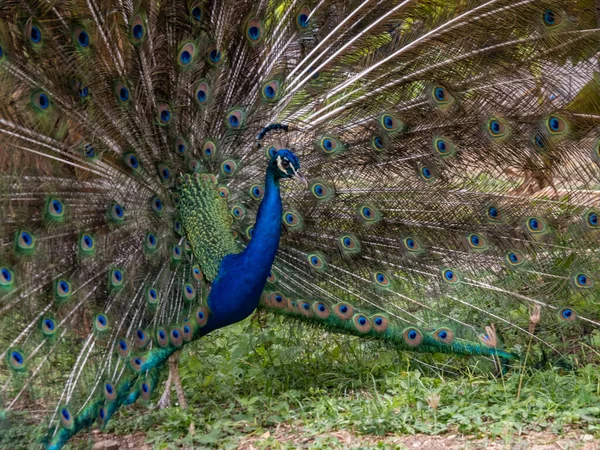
<box><xmin>1</xmin><ymin>1</ymin><xmax>600</xmax><ymax>449</ymax></box>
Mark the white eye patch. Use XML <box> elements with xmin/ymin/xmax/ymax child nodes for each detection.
<box><xmin>276</xmin><ymin>155</ymin><xmax>290</xmax><ymax>173</ymax></box>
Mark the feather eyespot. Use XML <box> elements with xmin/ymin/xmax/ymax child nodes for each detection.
<box><xmin>225</xmin><ymin>109</ymin><xmax>245</xmax><ymax>130</ymax></box>
<box><xmin>433</xmin><ymin>137</ymin><xmax>456</xmax><ymax>158</ymax></box>
<box><xmin>262</xmin><ymin>80</ymin><xmax>281</xmax><ymax>102</ymax></box>
<box><xmin>372</xmin><ymin>135</ymin><xmax>385</xmax><ymax>151</ymax></box>
<box><xmin>114</xmin><ymin>82</ymin><xmax>130</xmax><ymax>104</ymax></box>
<box><xmin>60</xmin><ymin>407</ymin><xmax>75</xmax><ymax>430</ymax></box>
<box><xmin>296</xmin><ymin>6</ymin><xmax>311</xmax><ymax>29</ymax></box>
<box><xmin>266</xmin><ymin>269</ymin><xmax>277</xmax><ymax>283</ymax></box>
<box><xmin>533</xmin><ymin>133</ymin><xmax>547</xmax><ymax>150</ymax></box>
<box><xmin>441</xmin><ymin>268</ymin><xmax>459</xmax><ymax>284</ymax></box>
<box><xmin>371</xmin><ymin>315</ymin><xmax>388</xmax><ymax>332</ymax></box>
<box><xmin>334</xmin><ymin>303</ymin><xmax>354</xmax><ymax>320</ymax></box>
<box><xmin>318</xmin><ymin>136</ymin><xmax>344</xmax><ymax>155</ymax></box>
<box><xmin>150</xmin><ymin>196</ymin><xmax>164</xmax><ymax>215</ymax></box>
<box><xmin>307</xmin><ymin>252</ymin><xmax>327</xmax><ymax>271</ymax></box>
<box><xmin>430</xmin><ymin>86</ymin><xmax>454</xmax><ymax>108</ymax></box>
<box><xmin>221</xmin><ymin>159</ymin><xmax>238</xmax><ymax>176</ymax></box>
<box><xmin>353</xmin><ymin>315</ymin><xmax>372</xmax><ymax>333</ymax></box>
<box><xmin>402</xmin><ymin>237</ymin><xmax>423</xmax><ymax>253</ymax></box>
<box><xmin>505</xmin><ymin>251</ymin><xmax>524</xmax><ymax>267</ymax></box>
<box><xmin>338</xmin><ymin>234</ymin><xmax>361</xmax><ymax>255</ymax></box>
<box><xmin>379</xmin><ymin>113</ymin><xmax>405</xmax><ymax>133</ymax></box>
<box><xmin>173</xmin><ymin>219</ymin><xmax>183</xmax><ymax>236</ymax></box>
<box><xmin>249</xmin><ymin>184</ymin><xmax>264</xmax><ymax>200</ymax></box>
<box><xmin>559</xmin><ymin>307</ymin><xmax>577</xmax><ymax>322</ymax></box>
<box><xmin>195</xmin><ymin>80</ymin><xmax>210</xmax><ymax>105</ymax></box>
<box><xmin>140</xmin><ymin>380</ymin><xmax>152</xmax><ymax>400</ymax></box>
<box><xmin>230</xmin><ymin>205</ymin><xmax>246</xmax><ymax>220</ymax></box>
<box><xmin>192</xmin><ymin>265</ymin><xmax>203</xmax><ymax>281</ymax></box>
<box><xmin>131</xmin><ymin>14</ymin><xmax>147</xmax><ymax>43</ymax></box>
<box><xmin>145</xmin><ymin>232</ymin><xmax>158</xmax><ymax>253</ymax></box>
<box><xmin>419</xmin><ymin>166</ymin><xmax>435</xmax><ymax>181</ymax></box>
<box><xmin>16</xmin><ymin>230</ymin><xmax>35</xmax><ymax>254</ymax></box>
<box><xmin>79</xmin><ymin>233</ymin><xmax>95</xmax><ymax>256</ymax></box>
<box><xmin>403</xmin><ymin>328</ymin><xmax>423</xmax><ymax>347</ymax></box>
<box><xmin>542</xmin><ymin>9</ymin><xmax>563</xmax><ymax>28</ymax></box>
<box><xmin>299</xmin><ymin>301</ymin><xmax>313</xmax><ymax>317</ymax></box>
<box><xmin>202</xmin><ymin>140</ymin><xmax>217</xmax><ymax>159</ymax></box>
<box><xmin>487</xmin><ymin>118</ymin><xmax>508</xmax><ymax>138</ymax></box>
<box><xmin>194</xmin><ymin>305</ymin><xmax>209</xmax><ymax>327</ymax></box>
<box><xmin>283</xmin><ymin>210</ymin><xmax>303</xmax><ymax>230</ymax></box>
<box><xmin>81</xmin><ymin>143</ymin><xmax>98</xmax><ymax>160</ymax></box>
<box><xmin>467</xmin><ymin>233</ymin><xmax>487</xmax><ymax>250</ymax></box>
<box><xmin>170</xmin><ymin>327</ymin><xmax>183</xmax><ymax>347</ymax></box>
<box><xmin>54</xmin><ymin>279</ymin><xmax>72</xmax><ymax>301</ymax></box>
<box><xmin>117</xmin><ymin>338</ymin><xmax>130</xmax><ymax>357</ymax></box>
<box><xmin>45</xmin><ymin>198</ymin><xmax>65</xmax><ymax>222</ymax></box>
<box><xmin>546</xmin><ymin>114</ymin><xmax>567</xmax><ymax>135</ymax></box>
<box><xmin>124</xmin><ymin>153</ymin><xmax>140</xmax><ymax>171</ymax></box>
<box><xmin>525</xmin><ymin>217</ymin><xmax>547</xmax><ymax>234</ymax></box>
<box><xmin>7</xmin><ymin>348</ymin><xmax>26</xmax><ymax>371</ymax></box>
<box><xmin>130</xmin><ymin>355</ymin><xmax>146</xmax><ymax>372</ymax></box>
<box><xmin>107</xmin><ymin>202</ymin><xmax>125</xmax><ymax>224</ymax></box>
<box><xmin>486</xmin><ymin>206</ymin><xmax>500</xmax><ymax>221</ymax></box>
<box><xmin>373</xmin><ymin>271</ymin><xmax>392</xmax><ymax>288</ymax></box>
<box><xmin>585</xmin><ymin>210</ymin><xmax>599</xmax><ymax>229</ymax></box>
<box><xmin>190</xmin><ymin>4</ymin><xmax>202</xmax><ymax>21</ymax></box>
<box><xmin>156</xmin><ymin>328</ymin><xmax>169</xmax><ymax>347</ymax></box>
<box><xmin>357</xmin><ymin>204</ymin><xmax>381</xmax><ymax>225</ymax></box>
<box><xmin>170</xmin><ymin>244</ymin><xmax>182</xmax><ymax>262</ymax></box>
<box><xmin>273</xmin><ymin>293</ymin><xmax>286</xmax><ymax>308</ymax></box>
<box><xmin>73</xmin><ymin>27</ymin><xmax>90</xmax><ymax>49</ymax></box>
<box><xmin>0</xmin><ymin>266</ymin><xmax>15</xmax><ymax>289</ymax></box>
<box><xmin>313</xmin><ymin>302</ymin><xmax>330</xmax><ymax>318</ymax></box>
<box><xmin>218</xmin><ymin>186</ymin><xmax>229</xmax><ymax>199</ymax></box>
<box><xmin>94</xmin><ymin>313</ymin><xmax>109</xmax><ymax>332</ymax></box>
<box><xmin>134</xmin><ymin>329</ymin><xmax>149</xmax><ymax>349</ymax></box>
<box><xmin>178</xmin><ymin>42</ymin><xmax>196</xmax><ymax>67</ymax></box>
<box><xmin>109</xmin><ymin>268</ymin><xmax>124</xmax><ymax>290</ymax></box>
<box><xmin>246</xmin><ymin>18</ymin><xmax>262</xmax><ymax>43</ymax></box>
<box><xmin>146</xmin><ymin>287</ymin><xmax>159</xmax><ymax>306</ymax></box>
<box><xmin>29</xmin><ymin>25</ymin><xmax>42</xmax><ymax>44</ymax></box>
<box><xmin>157</xmin><ymin>104</ymin><xmax>172</xmax><ymax>125</ymax></box>
<box><xmin>434</xmin><ymin>328</ymin><xmax>454</xmax><ymax>344</ymax></box>
<box><xmin>182</xmin><ymin>323</ymin><xmax>194</xmax><ymax>342</ymax></box>
<box><xmin>432</xmin><ymin>86</ymin><xmax>449</xmax><ymax>103</ymax></box>
<box><xmin>573</xmin><ymin>273</ymin><xmax>593</xmax><ymax>289</ymax></box>
<box><xmin>206</xmin><ymin>45</ymin><xmax>223</xmax><ymax>65</ymax></box>
<box><xmin>174</xmin><ymin>137</ymin><xmax>188</xmax><ymax>156</ymax></box>
<box><xmin>41</xmin><ymin>317</ymin><xmax>57</xmax><ymax>336</ymax></box>
<box><xmin>310</xmin><ymin>180</ymin><xmax>335</xmax><ymax>201</ymax></box>
<box><xmin>183</xmin><ymin>283</ymin><xmax>196</xmax><ymax>301</ymax></box>
<box><xmin>31</xmin><ymin>90</ymin><xmax>51</xmax><ymax>111</ymax></box>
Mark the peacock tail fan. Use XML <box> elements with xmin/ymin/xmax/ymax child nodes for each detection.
<box><xmin>0</xmin><ymin>0</ymin><xmax>599</xmax><ymax>448</ymax></box>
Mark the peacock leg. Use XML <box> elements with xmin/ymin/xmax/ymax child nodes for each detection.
<box><xmin>157</xmin><ymin>351</ymin><xmax>187</xmax><ymax>410</ymax></box>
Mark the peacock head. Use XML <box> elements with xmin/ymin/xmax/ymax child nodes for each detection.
<box><xmin>270</xmin><ymin>149</ymin><xmax>307</xmax><ymax>187</ymax></box>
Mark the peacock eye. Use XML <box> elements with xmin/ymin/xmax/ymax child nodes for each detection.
<box><xmin>281</xmin><ymin>159</ymin><xmax>290</xmax><ymax>169</ymax></box>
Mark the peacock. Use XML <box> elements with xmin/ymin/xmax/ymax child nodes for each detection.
<box><xmin>1</xmin><ymin>0</ymin><xmax>600</xmax><ymax>448</ymax></box>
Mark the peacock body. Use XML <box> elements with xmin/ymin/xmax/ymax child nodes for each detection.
<box><xmin>1</xmin><ymin>0</ymin><xmax>600</xmax><ymax>448</ymax></box>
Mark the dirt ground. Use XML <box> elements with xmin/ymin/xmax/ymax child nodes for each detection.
<box><xmin>90</xmin><ymin>427</ymin><xmax>600</xmax><ymax>449</ymax></box>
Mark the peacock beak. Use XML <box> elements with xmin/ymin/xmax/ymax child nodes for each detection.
<box><xmin>293</xmin><ymin>171</ymin><xmax>308</xmax><ymax>189</ymax></box>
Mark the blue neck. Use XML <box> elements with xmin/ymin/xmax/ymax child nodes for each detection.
<box><xmin>202</xmin><ymin>166</ymin><xmax>282</xmax><ymax>331</ymax></box>
<box><xmin>244</xmin><ymin>167</ymin><xmax>282</xmax><ymax>268</ymax></box>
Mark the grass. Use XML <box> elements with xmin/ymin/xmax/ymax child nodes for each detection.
<box><xmin>3</xmin><ymin>313</ymin><xmax>600</xmax><ymax>449</ymax></box>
